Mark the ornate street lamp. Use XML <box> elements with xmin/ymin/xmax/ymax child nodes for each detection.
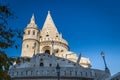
<box><xmin>101</xmin><ymin>51</ymin><xmax>108</xmax><ymax>69</ymax></box>
<box><xmin>56</xmin><ymin>63</ymin><xmax>60</xmax><ymax>80</ymax></box>
<box><xmin>101</xmin><ymin>51</ymin><xmax>110</xmax><ymax>74</ymax></box>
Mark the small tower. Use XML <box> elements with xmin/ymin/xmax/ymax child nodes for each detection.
<box><xmin>21</xmin><ymin>14</ymin><xmax>40</xmax><ymax>57</ymax></box>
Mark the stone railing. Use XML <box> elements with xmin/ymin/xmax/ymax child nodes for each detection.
<box><xmin>8</xmin><ymin>67</ymin><xmax>108</xmax><ymax>80</ymax></box>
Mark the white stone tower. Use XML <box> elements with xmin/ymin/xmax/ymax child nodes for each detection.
<box><xmin>39</xmin><ymin>11</ymin><xmax>69</xmax><ymax>56</ymax></box>
<box><xmin>20</xmin><ymin>11</ymin><xmax>91</xmax><ymax>68</ymax></box>
<box><xmin>21</xmin><ymin>14</ymin><xmax>40</xmax><ymax>57</ymax></box>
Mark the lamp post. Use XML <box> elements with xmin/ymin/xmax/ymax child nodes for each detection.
<box><xmin>56</xmin><ymin>63</ymin><xmax>60</xmax><ymax>80</ymax></box>
<box><xmin>101</xmin><ymin>51</ymin><xmax>108</xmax><ymax>70</ymax></box>
<box><xmin>101</xmin><ymin>51</ymin><xmax>111</xmax><ymax>74</ymax></box>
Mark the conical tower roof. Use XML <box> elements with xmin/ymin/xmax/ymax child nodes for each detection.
<box><xmin>26</xmin><ymin>14</ymin><xmax>38</xmax><ymax>29</ymax></box>
<box><xmin>30</xmin><ymin>14</ymin><xmax>35</xmax><ymax>23</ymax></box>
<box><xmin>41</xmin><ymin>11</ymin><xmax>59</xmax><ymax>38</ymax></box>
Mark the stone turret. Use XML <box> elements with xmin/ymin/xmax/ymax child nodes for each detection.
<box><xmin>21</xmin><ymin>14</ymin><xmax>40</xmax><ymax>57</ymax></box>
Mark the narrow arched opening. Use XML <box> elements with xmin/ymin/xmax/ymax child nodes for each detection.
<box><xmin>45</xmin><ymin>50</ymin><xmax>50</xmax><ymax>54</ymax></box>
<box><xmin>40</xmin><ymin>62</ymin><xmax>44</xmax><ymax>67</ymax></box>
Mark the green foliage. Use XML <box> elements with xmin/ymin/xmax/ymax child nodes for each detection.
<box><xmin>0</xmin><ymin>5</ymin><xmax>22</xmax><ymax>49</ymax></box>
<box><xmin>16</xmin><ymin>57</ymin><xmax>20</xmax><ymax>64</ymax></box>
<box><xmin>0</xmin><ymin>4</ymin><xmax>22</xmax><ymax>80</ymax></box>
<box><xmin>0</xmin><ymin>51</ymin><xmax>15</xmax><ymax>80</ymax></box>
<box><xmin>16</xmin><ymin>57</ymin><xmax>31</xmax><ymax>64</ymax></box>
<box><xmin>26</xmin><ymin>57</ymin><xmax>30</xmax><ymax>62</ymax></box>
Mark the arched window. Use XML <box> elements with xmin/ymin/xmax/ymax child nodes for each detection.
<box><xmin>56</xmin><ymin>49</ymin><xmax>59</xmax><ymax>53</ymax></box>
<box><xmin>27</xmin><ymin>44</ymin><xmax>29</xmax><ymax>48</ymax></box>
<box><xmin>28</xmin><ymin>30</ymin><xmax>30</xmax><ymax>35</ymax></box>
<box><xmin>70</xmin><ymin>71</ymin><xmax>72</xmax><ymax>76</ymax></box>
<box><xmin>16</xmin><ymin>72</ymin><xmax>18</xmax><ymax>76</ymax></box>
<box><xmin>46</xmin><ymin>35</ymin><xmax>49</xmax><ymax>37</ymax></box>
<box><xmin>61</xmin><ymin>50</ymin><xmax>64</xmax><ymax>52</ymax></box>
<box><xmin>45</xmin><ymin>50</ymin><xmax>50</xmax><ymax>54</ymax></box>
<box><xmin>81</xmin><ymin>72</ymin><xmax>82</xmax><ymax>76</ymax></box>
<box><xmin>40</xmin><ymin>58</ymin><xmax>43</xmax><ymax>61</ymax></box>
<box><xmin>26</xmin><ymin>71</ymin><xmax>28</xmax><ymax>75</ymax></box>
<box><xmin>86</xmin><ymin>72</ymin><xmax>88</xmax><ymax>76</ymax></box>
<box><xmin>12</xmin><ymin>72</ymin><xmax>14</xmax><ymax>76</ymax></box>
<box><xmin>75</xmin><ymin>71</ymin><xmax>77</xmax><ymax>76</ymax></box>
<box><xmin>21</xmin><ymin>72</ymin><xmax>23</xmax><ymax>75</ymax></box>
<box><xmin>40</xmin><ymin>36</ymin><xmax>42</xmax><ymax>38</ymax></box>
<box><xmin>33</xmin><ymin>30</ymin><xmax>35</xmax><ymax>35</ymax></box>
<box><xmin>90</xmin><ymin>72</ymin><xmax>92</xmax><ymax>76</ymax></box>
<box><xmin>95</xmin><ymin>73</ymin><xmax>97</xmax><ymax>77</ymax></box>
<box><xmin>64</xmin><ymin>71</ymin><xmax>66</xmax><ymax>76</ymax></box>
<box><xmin>40</xmin><ymin>62</ymin><xmax>44</xmax><ymax>67</ymax></box>
<box><xmin>49</xmin><ymin>64</ymin><xmax>52</xmax><ymax>67</ymax></box>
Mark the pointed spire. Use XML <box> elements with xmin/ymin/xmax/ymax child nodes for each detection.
<box><xmin>26</xmin><ymin>14</ymin><xmax>38</xmax><ymax>29</ymax></box>
<box><xmin>30</xmin><ymin>14</ymin><xmax>35</xmax><ymax>23</ymax></box>
<box><xmin>41</xmin><ymin>11</ymin><xmax>59</xmax><ymax>38</ymax></box>
<box><xmin>48</xmin><ymin>10</ymin><xmax>50</xmax><ymax>14</ymax></box>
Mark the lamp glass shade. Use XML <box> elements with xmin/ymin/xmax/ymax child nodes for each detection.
<box><xmin>101</xmin><ymin>51</ymin><xmax>105</xmax><ymax>57</ymax></box>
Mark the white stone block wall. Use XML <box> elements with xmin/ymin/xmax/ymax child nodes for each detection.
<box><xmin>8</xmin><ymin>67</ymin><xmax>109</xmax><ymax>80</ymax></box>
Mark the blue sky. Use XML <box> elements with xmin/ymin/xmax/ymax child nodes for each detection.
<box><xmin>2</xmin><ymin>0</ymin><xmax>120</xmax><ymax>75</ymax></box>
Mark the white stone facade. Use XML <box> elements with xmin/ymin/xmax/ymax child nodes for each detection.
<box><xmin>9</xmin><ymin>54</ymin><xmax>110</xmax><ymax>80</ymax></box>
<box><xmin>8</xmin><ymin>11</ymin><xmax>111</xmax><ymax>80</ymax></box>
<box><xmin>21</xmin><ymin>11</ymin><xmax>91</xmax><ymax>68</ymax></box>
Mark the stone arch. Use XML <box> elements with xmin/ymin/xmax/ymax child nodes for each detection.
<box><xmin>45</xmin><ymin>50</ymin><xmax>50</xmax><ymax>54</ymax></box>
<box><xmin>42</xmin><ymin>46</ymin><xmax>51</xmax><ymax>54</ymax></box>
<box><xmin>55</xmin><ymin>48</ymin><xmax>59</xmax><ymax>53</ymax></box>
<box><xmin>39</xmin><ymin>58</ymin><xmax>44</xmax><ymax>67</ymax></box>
<box><xmin>49</xmin><ymin>63</ymin><xmax>52</xmax><ymax>67</ymax></box>
<box><xmin>40</xmin><ymin>62</ymin><xmax>44</xmax><ymax>67</ymax></box>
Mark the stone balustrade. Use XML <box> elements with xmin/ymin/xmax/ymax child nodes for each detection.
<box><xmin>40</xmin><ymin>38</ymin><xmax>68</xmax><ymax>45</ymax></box>
<box><xmin>8</xmin><ymin>67</ymin><xmax>107</xmax><ymax>79</ymax></box>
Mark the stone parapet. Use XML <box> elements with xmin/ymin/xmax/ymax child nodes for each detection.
<box><xmin>40</xmin><ymin>38</ymin><xmax>68</xmax><ymax>45</ymax></box>
<box><xmin>8</xmin><ymin>67</ymin><xmax>109</xmax><ymax>80</ymax></box>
